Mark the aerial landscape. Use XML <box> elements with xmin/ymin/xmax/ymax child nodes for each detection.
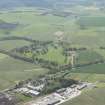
<box><xmin>0</xmin><ymin>0</ymin><xmax>105</xmax><ymax>105</ymax></box>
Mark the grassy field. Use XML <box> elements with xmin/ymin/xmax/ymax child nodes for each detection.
<box><xmin>0</xmin><ymin>55</ymin><xmax>49</xmax><ymax>90</ymax></box>
<box><xmin>66</xmin><ymin>72</ymin><xmax>105</xmax><ymax>82</ymax></box>
<box><xmin>61</xmin><ymin>88</ymin><xmax>105</xmax><ymax>105</ymax></box>
<box><xmin>0</xmin><ymin>40</ymin><xmax>30</xmax><ymax>50</ymax></box>
<box><xmin>38</xmin><ymin>47</ymin><xmax>65</xmax><ymax>64</ymax></box>
<box><xmin>77</xmin><ymin>16</ymin><xmax>105</xmax><ymax>27</ymax></box>
<box><xmin>64</xmin><ymin>62</ymin><xmax>105</xmax><ymax>83</ymax></box>
<box><xmin>71</xmin><ymin>64</ymin><xmax>105</xmax><ymax>74</ymax></box>
<box><xmin>77</xmin><ymin>50</ymin><xmax>103</xmax><ymax>64</ymax></box>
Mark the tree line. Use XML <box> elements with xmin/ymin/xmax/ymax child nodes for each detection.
<box><xmin>0</xmin><ymin>48</ymin><xmax>105</xmax><ymax>73</ymax></box>
<box><xmin>0</xmin><ymin>36</ymin><xmax>53</xmax><ymax>45</ymax></box>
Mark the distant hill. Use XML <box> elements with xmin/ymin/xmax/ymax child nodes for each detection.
<box><xmin>0</xmin><ymin>0</ymin><xmax>52</xmax><ymax>9</ymax></box>
<box><xmin>0</xmin><ymin>0</ymin><xmax>104</xmax><ymax>9</ymax></box>
<box><xmin>0</xmin><ymin>0</ymin><xmax>99</xmax><ymax>8</ymax></box>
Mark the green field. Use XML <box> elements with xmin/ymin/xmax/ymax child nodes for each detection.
<box><xmin>78</xmin><ymin>16</ymin><xmax>105</xmax><ymax>27</ymax></box>
<box><xmin>0</xmin><ymin>55</ymin><xmax>49</xmax><ymax>90</ymax></box>
<box><xmin>77</xmin><ymin>50</ymin><xmax>103</xmax><ymax>64</ymax></box>
<box><xmin>71</xmin><ymin>64</ymin><xmax>105</xmax><ymax>74</ymax></box>
<box><xmin>0</xmin><ymin>40</ymin><xmax>30</xmax><ymax>50</ymax></box>
<box><xmin>61</xmin><ymin>88</ymin><xmax>105</xmax><ymax>105</ymax></box>
<box><xmin>38</xmin><ymin>47</ymin><xmax>65</xmax><ymax>64</ymax></box>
